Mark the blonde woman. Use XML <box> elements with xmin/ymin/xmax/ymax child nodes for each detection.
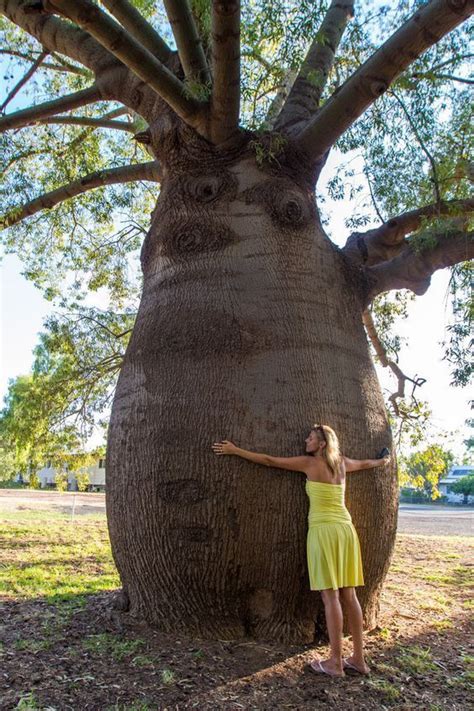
<box><xmin>212</xmin><ymin>425</ymin><xmax>389</xmax><ymax>678</ymax></box>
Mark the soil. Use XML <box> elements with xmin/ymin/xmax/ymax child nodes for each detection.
<box><xmin>1</xmin><ymin>534</ymin><xmax>472</xmax><ymax>711</ymax></box>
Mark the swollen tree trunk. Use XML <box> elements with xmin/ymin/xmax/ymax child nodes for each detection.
<box><xmin>106</xmin><ymin>128</ymin><xmax>398</xmax><ymax>642</ymax></box>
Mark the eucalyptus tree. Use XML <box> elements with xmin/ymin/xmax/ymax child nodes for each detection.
<box><xmin>1</xmin><ymin>0</ymin><xmax>472</xmax><ymax>641</ymax></box>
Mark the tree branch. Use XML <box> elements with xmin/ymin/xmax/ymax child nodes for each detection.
<box><xmin>38</xmin><ymin>116</ymin><xmax>135</xmax><ymax>132</ymax></box>
<box><xmin>210</xmin><ymin>0</ymin><xmax>241</xmax><ymax>143</ymax></box>
<box><xmin>1</xmin><ymin>161</ymin><xmax>161</xmax><ymax>229</ymax></box>
<box><xmin>276</xmin><ymin>0</ymin><xmax>354</xmax><ymax>130</ymax></box>
<box><xmin>296</xmin><ymin>0</ymin><xmax>474</xmax><ymax>162</ymax></box>
<box><xmin>0</xmin><ymin>84</ymin><xmax>101</xmax><ymax>131</ymax></box>
<box><xmin>0</xmin><ymin>50</ymin><xmax>48</xmax><ymax>113</ymax></box>
<box><xmin>263</xmin><ymin>67</ymin><xmax>298</xmax><ymax>129</ymax></box>
<box><xmin>0</xmin><ymin>0</ymin><xmax>116</xmax><ymax>74</ymax></box>
<box><xmin>163</xmin><ymin>0</ymin><xmax>211</xmax><ymax>86</ymax></box>
<box><xmin>362</xmin><ymin>309</ymin><xmax>426</xmax><ymax>418</ymax></box>
<box><xmin>365</xmin><ymin>229</ymin><xmax>474</xmax><ymax>301</ymax></box>
<box><xmin>47</xmin><ymin>0</ymin><xmax>204</xmax><ymax>130</ymax></box>
<box><xmin>343</xmin><ymin>198</ymin><xmax>474</xmax><ymax>266</ymax></box>
<box><xmin>0</xmin><ymin>48</ymin><xmax>89</xmax><ymax>75</ymax></box>
<box><xmin>412</xmin><ymin>70</ymin><xmax>474</xmax><ymax>85</ymax></box>
<box><xmin>100</xmin><ymin>0</ymin><xmax>171</xmax><ymax>64</ymax></box>
<box><xmin>389</xmin><ymin>89</ymin><xmax>441</xmax><ymax>203</ymax></box>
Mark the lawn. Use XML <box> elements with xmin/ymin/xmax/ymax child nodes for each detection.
<box><xmin>0</xmin><ymin>508</ymin><xmax>472</xmax><ymax>710</ymax></box>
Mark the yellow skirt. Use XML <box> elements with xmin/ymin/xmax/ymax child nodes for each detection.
<box><xmin>307</xmin><ymin>522</ymin><xmax>364</xmax><ymax>591</ymax></box>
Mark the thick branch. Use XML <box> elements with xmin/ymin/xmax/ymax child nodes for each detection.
<box><xmin>38</xmin><ymin>116</ymin><xmax>135</xmax><ymax>131</ymax></box>
<box><xmin>276</xmin><ymin>0</ymin><xmax>354</xmax><ymax>130</ymax></box>
<box><xmin>210</xmin><ymin>0</ymin><xmax>241</xmax><ymax>143</ymax></box>
<box><xmin>365</xmin><ymin>229</ymin><xmax>474</xmax><ymax>300</ymax></box>
<box><xmin>0</xmin><ymin>0</ymin><xmax>116</xmax><ymax>74</ymax></box>
<box><xmin>296</xmin><ymin>0</ymin><xmax>474</xmax><ymax>162</ymax></box>
<box><xmin>48</xmin><ymin>0</ymin><xmax>203</xmax><ymax>129</ymax></box>
<box><xmin>0</xmin><ymin>50</ymin><xmax>48</xmax><ymax>112</ymax></box>
<box><xmin>0</xmin><ymin>84</ymin><xmax>101</xmax><ymax>131</ymax></box>
<box><xmin>163</xmin><ymin>0</ymin><xmax>210</xmax><ymax>85</ymax></box>
<box><xmin>343</xmin><ymin>198</ymin><xmax>474</xmax><ymax>266</ymax></box>
<box><xmin>362</xmin><ymin>309</ymin><xmax>426</xmax><ymax>418</ymax></box>
<box><xmin>264</xmin><ymin>67</ymin><xmax>298</xmax><ymax>129</ymax></box>
<box><xmin>1</xmin><ymin>161</ymin><xmax>161</xmax><ymax>229</ymax></box>
<box><xmin>100</xmin><ymin>0</ymin><xmax>171</xmax><ymax>64</ymax></box>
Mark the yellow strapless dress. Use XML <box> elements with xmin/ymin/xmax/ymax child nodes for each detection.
<box><xmin>305</xmin><ymin>480</ymin><xmax>364</xmax><ymax>591</ymax></box>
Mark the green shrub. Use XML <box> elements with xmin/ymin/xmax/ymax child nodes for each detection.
<box><xmin>54</xmin><ymin>471</ymin><xmax>68</xmax><ymax>492</ymax></box>
<box><xmin>75</xmin><ymin>470</ymin><xmax>90</xmax><ymax>492</ymax></box>
<box><xmin>28</xmin><ymin>472</ymin><xmax>41</xmax><ymax>490</ymax></box>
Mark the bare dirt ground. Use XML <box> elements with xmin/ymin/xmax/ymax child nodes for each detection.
<box><xmin>0</xmin><ymin>494</ymin><xmax>472</xmax><ymax>710</ymax></box>
<box><xmin>0</xmin><ymin>490</ymin><xmax>105</xmax><ymax>515</ymax></box>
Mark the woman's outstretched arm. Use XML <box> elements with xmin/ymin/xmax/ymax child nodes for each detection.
<box><xmin>212</xmin><ymin>440</ymin><xmax>310</xmax><ymax>474</ymax></box>
<box><xmin>344</xmin><ymin>455</ymin><xmax>389</xmax><ymax>472</ymax></box>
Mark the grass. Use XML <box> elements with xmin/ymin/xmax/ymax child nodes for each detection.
<box><xmin>396</xmin><ymin>645</ymin><xmax>437</xmax><ymax>674</ymax></box>
<box><xmin>2</xmin><ymin>507</ymin><xmax>473</xmax><ymax>710</ymax></box>
<box><xmin>367</xmin><ymin>678</ymin><xmax>400</xmax><ymax>701</ymax></box>
<box><xmin>0</xmin><ymin>511</ymin><xmax>119</xmax><ymax>602</ymax></box>
<box><xmin>161</xmin><ymin>668</ymin><xmax>176</xmax><ymax>685</ymax></box>
<box><xmin>82</xmin><ymin>633</ymin><xmax>145</xmax><ymax>661</ymax></box>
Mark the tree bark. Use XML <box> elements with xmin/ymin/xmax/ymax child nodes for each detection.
<box><xmin>366</xmin><ymin>230</ymin><xmax>474</xmax><ymax>300</ymax></box>
<box><xmin>343</xmin><ymin>198</ymin><xmax>474</xmax><ymax>266</ymax></box>
<box><xmin>106</xmin><ymin>136</ymin><xmax>398</xmax><ymax>642</ymax></box>
<box><xmin>276</xmin><ymin>0</ymin><xmax>354</xmax><ymax>130</ymax></box>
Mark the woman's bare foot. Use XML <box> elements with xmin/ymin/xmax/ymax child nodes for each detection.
<box><xmin>309</xmin><ymin>657</ymin><xmax>345</xmax><ymax>677</ymax></box>
<box><xmin>343</xmin><ymin>655</ymin><xmax>370</xmax><ymax>674</ymax></box>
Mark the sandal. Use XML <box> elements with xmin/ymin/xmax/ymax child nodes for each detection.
<box><xmin>309</xmin><ymin>659</ymin><xmax>345</xmax><ymax>678</ymax></box>
<box><xmin>343</xmin><ymin>657</ymin><xmax>370</xmax><ymax>675</ymax></box>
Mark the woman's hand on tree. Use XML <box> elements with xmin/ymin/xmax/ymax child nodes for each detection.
<box><xmin>212</xmin><ymin>440</ymin><xmax>238</xmax><ymax>455</ymax></box>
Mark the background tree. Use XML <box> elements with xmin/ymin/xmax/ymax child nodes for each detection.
<box><xmin>399</xmin><ymin>443</ymin><xmax>454</xmax><ymax>500</ymax></box>
<box><xmin>1</xmin><ymin>1</ymin><xmax>473</xmax><ymax>641</ymax></box>
<box><xmin>450</xmin><ymin>474</ymin><xmax>474</xmax><ymax>503</ymax></box>
<box><xmin>0</xmin><ymin>364</ymin><xmax>106</xmax><ymax>481</ymax></box>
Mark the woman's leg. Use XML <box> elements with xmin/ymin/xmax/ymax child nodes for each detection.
<box><xmin>339</xmin><ymin>587</ymin><xmax>369</xmax><ymax>673</ymax></box>
<box><xmin>317</xmin><ymin>588</ymin><xmax>344</xmax><ymax>675</ymax></box>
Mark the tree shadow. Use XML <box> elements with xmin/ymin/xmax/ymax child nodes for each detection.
<box><xmin>1</xmin><ymin>590</ymin><xmax>471</xmax><ymax>710</ymax></box>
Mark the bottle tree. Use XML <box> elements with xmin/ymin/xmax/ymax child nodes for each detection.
<box><xmin>1</xmin><ymin>0</ymin><xmax>472</xmax><ymax>641</ymax></box>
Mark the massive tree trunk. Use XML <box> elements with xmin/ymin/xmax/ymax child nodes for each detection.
<box><xmin>106</xmin><ymin>130</ymin><xmax>398</xmax><ymax>642</ymax></box>
<box><xmin>4</xmin><ymin>0</ymin><xmax>470</xmax><ymax>645</ymax></box>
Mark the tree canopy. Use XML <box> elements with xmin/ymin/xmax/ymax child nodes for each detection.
<box><xmin>399</xmin><ymin>443</ymin><xmax>454</xmax><ymax>499</ymax></box>
<box><xmin>1</xmin><ymin>0</ymin><xmax>473</xmax><ymax>450</ymax></box>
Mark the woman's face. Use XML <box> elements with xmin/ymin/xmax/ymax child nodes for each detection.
<box><xmin>305</xmin><ymin>430</ymin><xmax>321</xmax><ymax>454</ymax></box>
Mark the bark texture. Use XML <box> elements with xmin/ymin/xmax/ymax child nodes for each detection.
<box><xmin>106</xmin><ymin>131</ymin><xmax>398</xmax><ymax>642</ymax></box>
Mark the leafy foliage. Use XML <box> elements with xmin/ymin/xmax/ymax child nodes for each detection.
<box><xmin>0</xmin><ymin>303</ymin><xmax>131</xmax><ymax>474</ymax></box>
<box><xmin>450</xmin><ymin>474</ymin><xmax>474</xmax><ymax>502</ymax></box>
<box><xmin>0</xmin><ymin>1</ymin><xmax>472</xmax><ymax>444</ymax></box>
<box><xmin>399</xmin><ymin>443</ymin><xmax>454</xmax><ymax>499</ymax></box>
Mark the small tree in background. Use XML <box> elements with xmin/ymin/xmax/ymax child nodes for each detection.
<box><xmin>75</xmin><ymin>470</ymin><xmax>91</xmax><ymax>492</ymax></box>
<box><xmin>54</xmin><ymin>470</ymin><xmax>69</xmax><ymax>492</ymax></box>
<box><xmin>399</xmin><ymin>444</ymin><xmax>454</xmax><ymax>500</ymax></box>
<box><xmin>450</xmin><ymin>475</ymin><xmax>474</xmax><ymax>504</ymax></box>
<box><xmin>28</xmin><ymin>471</ymin><xmax>41</xmax><ymax>490</ymax></box>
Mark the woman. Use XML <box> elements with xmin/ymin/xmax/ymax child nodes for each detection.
<box><xmin>212</xmin><ymin>424</ymin><xmax>389</xmax><ymax>678</ymax></box>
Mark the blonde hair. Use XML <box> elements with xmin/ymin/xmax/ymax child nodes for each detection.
<box><xmin>313</xmin><ymin>424</ymin><xmax>341</xmax><ymax>478</ymax></box>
